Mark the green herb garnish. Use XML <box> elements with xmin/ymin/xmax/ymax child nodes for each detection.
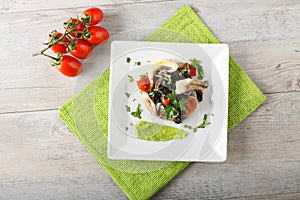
<box><xmin>128</xmin><ymin>75</ymin><xmax>134</xmax><ymax>83</ymax></box>
<box><xmin>184</xmin><ymin>125</ymin><xmax>192</xmax><ymax>129</ymax></box>
<box><xmin>146</xmin><ymin>60</ymin><xmax>151</xmax><ymax>63</ymax></box>
<box><xmin>164</xmin><ymin>105</ymin><xmax>178</xmax><ymax>119</ymax></box>
<box><xmin>131</xmin><ymin>103</ymin><xmax>143</xmax><ymax>119</ymax></box>
<box><xmin>148</xmin><ymin>88</ymin><xmax>153</xmax><ymax>96</ymax></box>
<box><xmin>190</xmin><ymin>58</ymin><xmax>201</xmax><ymax>66</ymax></box>
<box><xmin>134</xmin><ymin>61</ymin><xmax>141</xmax><ymax>66</ymax></box>
<box><xmin>167</xmin><ymin>92</ymin><xmax>187</xmax><ymax>110</ymax></box>
<box><xmin>198</xmin><ymin>114</ymin><xmax>209</xmax><ymax>128</ymax></box>
<box><xmin>125</xmin><ymin>126</ymin><xmax>129</xmax><ymax>131</ymax></box>
<box><xmin>178</xmin><ymin>99</ymin><xmax>187</xmax><ymax>110</ymax></box>
<box><xmin>139</xmin><ymin>72</ymin><xmax>148</xmax><ymax>78</ymax></box>
<box><xmin>190</xmin><ymin>58</ymin><xmax>204</xmax><ymax>80</ymax></box>
<box><xmin>133</xmin><ymin>98</ymin><xmax>136</xmax><ymax>102</ymax></box>
<box><xmin>126</xmin><ymin>57</ymin><xmax>131</xmax><ymax>63</ymax></box>
<box><xmin>125</xmin><ymin>92</ymin><xmax>130</xmax><ymax>98</ymax></box>
<box><xmin>125</xmin><ymin>105</ymin><xmax>131</xmax><ymax>112</ymax></box>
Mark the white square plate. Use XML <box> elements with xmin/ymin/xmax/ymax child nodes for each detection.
<box><xmin>108</xmin><ymin>41</ymin><xmax>228</xmax><ymax>162</ymax></box>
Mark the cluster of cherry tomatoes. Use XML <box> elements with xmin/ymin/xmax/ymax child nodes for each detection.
<box><xmin>33</xmin><ymin>7</ymin><xmax>109</xmax><ymax>77</ymax></box>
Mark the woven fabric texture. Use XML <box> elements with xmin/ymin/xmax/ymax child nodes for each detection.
<box><xmin>59</xmin><ymin>5</ymin><xmax>266</xmax><ymax>200</ymax></box>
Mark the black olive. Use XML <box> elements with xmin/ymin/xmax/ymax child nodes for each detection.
<box><xmin>150</xmin><ymin>91</ymin><xmax>162</xmax><ymax>104</ymax></box>
<box><xmin>196</xmin><ymin>91</ymin><xmax>203</xmax><ymax>102</ymax></box>
<box><xmin>159</xmin><ymin>85</ymin><xmax>171</xmax><ymax>95</ymax></box>
<box><xmin>174</xmin><ymin>116</ymin><xmax>182</xmax><ymax>124</ymax></box>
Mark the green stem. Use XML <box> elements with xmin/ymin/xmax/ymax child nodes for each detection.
<box><xmin>32</xmin><ymin>22</ymin><xmax>82</xmax><ymax>57</ymax></box>
<box><xmin>32</xmin><ymin>52</ymin><xmax>58</xmax><ymax>60</ymax></box>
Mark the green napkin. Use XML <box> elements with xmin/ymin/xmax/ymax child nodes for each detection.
<box><xmin>59</xmin><ymin>5</ymin><xmax>266</xmax><ymax>200</ymax></box>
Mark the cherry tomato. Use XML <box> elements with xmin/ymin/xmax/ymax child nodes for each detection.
<box><xmin>50</xmin><ymin>32</ymin><xmax>69</xmax><ymax>54</ymax></box>
<box><xmin>189</xmin><ymin>67</ymin><xmax>197</xmax><ymax>77</ymax></box>
<box><xmin>137</xmin><ymin>76</ymin><xmax>150</xmax><ymax>92</ymax></box>
<box><xmin>66</xmin><ymin>18</ymin><xmax>85</xmax><ymax>38</ymax></box>
<box><xmin>56</xmin><ymin>55</ymin><xmax>82</xmax><ymax>77</ymax></box>
<box><xmin>162</xmin><ymin>97</ymin><xmax>171</xmax><ymax>106</ymax></box>
<box><xmin>68</xmin><ymin>39</ymin><xmax>92</xmax><ymax>59</ymax></box>
<box><xmin>82</xmin><ymin>7</ymin><xmax>103</xmax><ymax>25</ymax></box>
<box><xmin>182</xmin><ymin>63</ymin><xmax>197</xmax><ymax>77</ymax></box>
<box><xmin>185</xmin><ymin>98</ymin><xmax>198</xmax><ymax>115</ymax></box>
<box><xmin>84</xmin><ymin>26</ymin><xmax>109</xmax><ymax>45</ymax></box>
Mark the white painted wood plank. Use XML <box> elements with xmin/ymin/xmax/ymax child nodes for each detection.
<box><xmin>0</xmin><ymin>0</ymin><xmax>168</xmax><ymax>13</ymax></box>
<box><xmin>0</xmin><ymin>0</ymin><xmax>299</xmax><ymax>199</ymax></box>
<box><xmin>194</xmin><ymin>0</ymin><xmax>300</xmax><ymax>42</ymax></box>
<box><xmin>0</xmin><ymin>1</ymin><xmax>299</xmax><ymax>113</ymax></box>
<box><xmin>227</xmin><ymin>193</ymin><xmax>300</xmax><ymax>200</ymax></box>
<box><xmin>228</xmin><ymin>39</ymin><xmax>300</xmax><ymax>94</ymax></box>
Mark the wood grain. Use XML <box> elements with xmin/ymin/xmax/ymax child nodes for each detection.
<box><xmin>0</xmin><ymin>0</ymin><xmax>173</xmax><ymax>13</ymax></box>
<box><xmin>0</xmin><ymin>0</ymin><xmax>299</xmax><ymax>113</ymax></box>
<box><xmin>0</xmin><ymin>0</ymin><xmax>299</xmax><ymax>199</ymax></box>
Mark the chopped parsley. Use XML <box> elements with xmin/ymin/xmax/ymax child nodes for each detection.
<box><xmin>128</xmin><ymin>75</ymin><xmax>134</xmax><ymax>83</ymax></box>
<box><xmin>166</xmin><ymin>91</ymin><xmax>187</xmax><ymax>110</ymax></box>
<box><xmin>130</xmin><ymin>122</ymin><xmax>133</xmax><ymax>126</ymax></box>
<box><xmin>133</xmin><ymin>98</ymin><xmax>136</xmax><ymax>102</ymax></box>
<box><xmin>131</xmin><ymin>103</ymin><xmax>143</xmax><ymax>119</ymax></box>
<box><xmin>147</xmin><ymin>60</ymin><xmax>151</xmax><ymax>63</ymax></box>
<box><xmin>125</xmin><ymin>126</ymin><xmax>128</xmax><ymax>131</ymax></box>
<box><xmin>184</xmin><ymin>125</ymin><xmax>192</xmax><ymax>129</ymax></box>
<box><xmin>125</xmin><ymin>92</ymin><xmax>130</xmax><ymax>98</ymax></box>
<box><xmin>184</xmin><ymin>114</ymin><xmax>211</xmax><ymax>133</ymax></box>
<box><xmin>134</xmin><ymin>61</ymin><xmax>141</xmax><ymax>66</ymax></box>
<box><xmin>164</xmin><ymin>105</ymin><xmax>178</xmax><ymax>119</ymax></box>
<box><xmin>148</xmin><ymin>88</ymin><xmax>153</xmax><ymax>96</ymax></box>
<box><xmin>126</xmin><ymin>57</ymin><xmax>131</xmax><ymax>63</ymax></box>
<box><xmin>197</xmin><ymin>114</ymin><xmax>209</xmax><ymax>128</ymax></box>
<box><xmin>139</xmin><ymin>72</ymin><xmax>148</xmax><ymax>78</ymax></box>
<box><xmin>190</xmin><ymin>58</ymin><xmax>204</xmax><ymax>80</ymax></box>
<box><xmin>125</xmin><ymin>105</ymin><xmax>131</xmax><ymax>112</ymax></box>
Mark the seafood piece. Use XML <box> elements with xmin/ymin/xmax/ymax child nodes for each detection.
<box><xmin>156</xmin><ymin>103</ymin><xmax>166</xmax><ymax>118</ymax></box>
<box><xmin>175</xmin><ymin>79</ymin><xmax>208</xmax><ymax>95</ymax></box>
<box><xmin>137</xmin><ymin>59</ymin><xmax>208</xmax><ymax>124</ymax></box>
<box><xmin>150</xmin><ymin>59</ymin><xmax>179</xmax><ymax>77</ymax></box>
<box><xmin>141</xmin><ymin>92</ymin><xmax>157</xmax><ymax>116</ymax></box>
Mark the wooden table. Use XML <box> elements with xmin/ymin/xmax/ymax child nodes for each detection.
<box><xmin>1</xmin><ymin>0</ymin><xmax>299</xmax><ymax>199</ymax></box>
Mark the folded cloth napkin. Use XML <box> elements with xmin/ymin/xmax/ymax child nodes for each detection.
<box><xmin>59</xmin><ymin>5</ymin><xmax>266</xmax><ymax>200</ymax></box>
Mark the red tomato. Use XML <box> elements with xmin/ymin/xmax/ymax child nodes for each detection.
<box><xmin>56</xmin><ymin>55</ymin><xmax>82</xmax><ymax>77</ymax></box>
<box><xmin>50</xmin><ymin>32</ymin><xmax>69</xmax><ymax>54</ymax></box>
<box><xmin>137</xmin><ymin>76</ymin><xmax>150</xmax><ymax>92</ymax></box>
<box><xmin>182</xmin><ymin>63</ymin><xmax>197</xmax><ymax>77</ymax></box>
<box><xmin>82</xmin><ymin>7</ymin><xmax>103</xmax><ymax>25</ymax></box>
<box><xmin>85</xmin><ymin>26</ymin><xmax>109</xmax><ymax>45</ymax></box>
<box><xmin>68</xmin><ymin>39</ymin><xmax>92</xmax><ymax>59</ymax></box>
<box><xmin>162</xmin><ymin>97</ymin><xmax>171</xmax><ymax>106</ymax></box>
<box><xmin>66</xmin><ymin>18</ymin><xmax>85</xmax><ymax>38</ymax></box>
<box><xmin>185</xmin><ymin>98</ymin><xmax>198</xmax><ymax>115</ymax></box>
<box><xmin>189</xmin><ymin>67</ymin><xmax>197</xmax><ymax>77</ymax></box>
